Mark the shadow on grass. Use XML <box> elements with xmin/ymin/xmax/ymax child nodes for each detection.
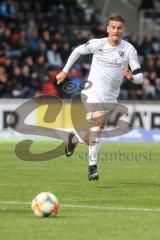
<box><xmin>122</xmin><ymin>182</ymin><xmax>160</xmax><ymax>187</ymax></box>
<box><xmin>96</xmin><ymin>185</ymin><xmax>115</xmax><ymax>189</ymax></box>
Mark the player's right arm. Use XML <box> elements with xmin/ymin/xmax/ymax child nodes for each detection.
<box><xmin>56</xmin><ymin>71</ymin><xmax>68</xmax><ymax>84</ymax></box>
<box><xmin>56</xmin><ymin>39</ymin><xmax>100</xmax><ymax>84</ymax></box>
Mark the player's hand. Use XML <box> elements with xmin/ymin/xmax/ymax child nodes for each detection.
<box><xmin>122</xmin><ymin>68</ymin><xmax>133</xmax><ymax>81</ymax></box>
<box><xmin>56</xmin><ymin>71</ymin><xmax>67</xmax><ymax>84</ymax></box>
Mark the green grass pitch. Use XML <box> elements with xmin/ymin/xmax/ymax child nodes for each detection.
<box><xmin>0</xmin><ymin>141</ymin><xmax>160</xmax><ymax>240</ymax></box>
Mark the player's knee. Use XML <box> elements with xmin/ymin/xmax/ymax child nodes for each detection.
<box><xmin>93</xmin><ymin>118</ymin><xmax>105</xmax><ymax>129</ymax></box>
<box><xmin>98</xmin><ymin>122</ymin><xmax>105</xmax><ymax>129</ymax></box>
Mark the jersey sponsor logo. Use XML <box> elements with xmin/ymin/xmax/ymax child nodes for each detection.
<box><xmin>96</xmin><ymin>58</ymin><xmax>122</xmax><ymax>67</ymax></box>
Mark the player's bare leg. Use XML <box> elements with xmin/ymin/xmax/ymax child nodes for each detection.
<box><xmin>87</xmin><ymin>111</ymin><xmax>105</xmax><ymax>181</ymax></box>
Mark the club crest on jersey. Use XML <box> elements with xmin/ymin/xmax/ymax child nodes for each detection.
<box><xmin>118</xmin><ymin>51</ymin><xmax>124</xmax><ymax>57</ymax></box>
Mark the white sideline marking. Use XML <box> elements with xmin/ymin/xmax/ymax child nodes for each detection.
<box><xmin>0</xmin><ymin>200</ymin><xmax>160</xmax><ymax>213</ymax></box>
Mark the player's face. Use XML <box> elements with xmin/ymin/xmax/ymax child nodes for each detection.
<box><xmin>107</xmin><ymin>21</ymin><xmax>125</xmax><ymax>45</ymax></box>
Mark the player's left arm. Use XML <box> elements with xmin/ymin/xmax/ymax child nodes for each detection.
<box><xmin>123</xmin><ymin>47</ymin><xmax>144</xmax><ymax>84</ymax></box>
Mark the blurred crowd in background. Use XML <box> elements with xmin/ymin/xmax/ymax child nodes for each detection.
<box><xmin>0</xmin><ymin>0</ymin><xmax>160</xmax><ymax>100</ymax></box>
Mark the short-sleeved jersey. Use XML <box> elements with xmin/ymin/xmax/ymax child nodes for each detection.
<box><xmin>63</xmin><ymin>38</ymin><xmax>141</xmax><ymax>103</ymax></box>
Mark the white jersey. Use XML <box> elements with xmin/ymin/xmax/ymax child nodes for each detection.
<box><xmin>63</xmin><ymin>37</ymin><xmax>142</xmax><ymax>103</ymax></box>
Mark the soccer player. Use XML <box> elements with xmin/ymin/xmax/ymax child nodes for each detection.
<box><xmin>56</xmin><ymin>13</ymin><xmax>143</xmax><ymax>181</ymax></box>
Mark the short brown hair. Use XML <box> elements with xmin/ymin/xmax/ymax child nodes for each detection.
<box><xmin>108</xmin><ymin>13</ymin><xmax>125</xmax><ymax>25</ymax></box>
